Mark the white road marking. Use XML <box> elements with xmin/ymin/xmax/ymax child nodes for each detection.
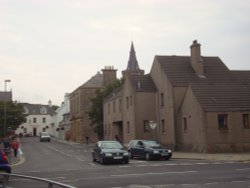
<box><xmin>236</xmin><ymin>168</ymin><xmax>250</xmax><ymax>171</ymax></box>
<box><xmin>111</xmin><ymin>171</ymin><xmax>197</xmax><ymax>177</ymax></box>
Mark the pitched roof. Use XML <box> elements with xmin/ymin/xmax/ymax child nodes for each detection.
<box><xmin>129</xmin><ymin>74</ymin><xmax>157</xmax><ymax>92</ymax></box>
<box><xmin>82</xmin><ymin>72</ymin><xmax>103</xmax><ymax>88</ymax></box>
<box><xmin>156</xmin><ymin>55</ymin><xmax>250</xmax><ymax>112</ymax></box>
<box><xmin>232</xmin><ymin>70</ymin><xmax>250</xmax><ymax>85</ymax></box>
<box><xmin>22</xmin><ymin>103</ymin><xmax>56</xmax><ymax>115</ymax></box>
<box><xmin>191</xmin><ymin>83</ymin><xmax>250</xmax><ymax>112</ymax></box>
<box><xmin>156</xmin><ymin>56</ymin><xmax>235</xmax><ymax>86</ymax></box>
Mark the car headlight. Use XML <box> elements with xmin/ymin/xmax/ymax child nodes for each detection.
<box><xmin>123</xmin><ymin>152</ymin><xmax>129</xmax><ymax>156</ymax></box>
<box><xmin>105</xmin><ymin>153</ymin><xmax>112</xmax><ymax>157</ymax></box>
<box><xmin>168</xmin><ymin>150</ymin><xmax>172</xmax><ymax>153</ymax></box>
<box><xmin>153</xmin><ymin>150</ymin><xmax>159</xmax><ymax>154</ymax></box>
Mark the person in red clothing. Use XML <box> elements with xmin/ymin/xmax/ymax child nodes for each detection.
<box><xmin>11</xmin><ymin>138</ymin><xmax>19</xmax><ymax>158</ymax></box>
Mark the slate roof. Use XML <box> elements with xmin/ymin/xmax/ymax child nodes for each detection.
<box><xmin>129</xmin><ymin>74</ymin><xmax>157</xmax><ymax>92</ymax></box>
<box><xmin>156</xmin><ymin>55</ymin><xmax>250</xmax><ymax>112</ymax></box>
<box><xmin>82</xmin><ymin>72</ymin><xmax>103</xmax><ymax>88</ymax></box>
<box><xmin>156</xmin><ymin>56</ymin><xmax>235</xmax><ymax>86</ymax></box>
<box><xmin>232</xmin><ymin>70</ymin><xmax>250</xmax><ymax>84</ymax></box>
<box><xmin>22</xmin><ymin>103</ymin><xmax>56</xmax><ymax>115</ymax></box>
<box><xmin>191</xmin><ymin>83</ymin><xmax>250</xmax><ymax>112</ymax></box>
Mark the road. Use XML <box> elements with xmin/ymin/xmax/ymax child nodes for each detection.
<box><xmin>4</xmin><ymin>137</ymin><xmax>250</xmax><ymax>188</ymax></box>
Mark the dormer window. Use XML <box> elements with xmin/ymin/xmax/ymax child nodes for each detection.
<box><xmin>40</xmin><ymin>107</ymin><xmax>47</xmax><ymax>114</ymax></box>
<box><xmin>24</xmin><ymin>106</ymin><xmax>29</xmax><ymax>114</ymax></box>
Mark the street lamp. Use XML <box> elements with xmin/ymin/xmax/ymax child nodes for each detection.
<box><xmin>4</xmin><ymin>79</ymin><xmax>11</xmax><ymax>137</ymax></box>
<box><xmin>149</xmin><ymin>120</ymin><xmax>157</xmax><ymax>140</ymax></box>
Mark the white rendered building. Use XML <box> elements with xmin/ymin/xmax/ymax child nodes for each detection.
<box><xmin>15</xmin><ymin>102</ymin><xmax>56</xmax><ymax>137</ymax></box>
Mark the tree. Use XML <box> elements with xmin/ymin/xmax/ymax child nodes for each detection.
<box><xmin>88</xmin><ymin>78</ymin><xmax>124</xmax><ymax>139</ymax></box>
<box><xmin>0</xmin><ymin>101</ymin><xmax>26</xmax><ymax>138</ymax></box>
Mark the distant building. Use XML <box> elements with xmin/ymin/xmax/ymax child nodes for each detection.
<box><xmin>70</xmin><ymin>66</ymin><xmax>117</xmax><ymax>143</ymax></box>
<box><xmin>0</xmin><ymin>91</ymin><xmax>12</xmax><ymax>102</ymax></box>
<box><xmin>103</xmin><ymin>40</ymin><xmax>250</xmax><ymax>153</ymax></box>
<box><xmin>15</xmin><ymin>102</ymin><xmax>56</xmax><ymax>137</ymax></box>
<box><xmin>52</xmin><ymin>93</ymin><xmax>70</xmax><ymax>140</ymax></box>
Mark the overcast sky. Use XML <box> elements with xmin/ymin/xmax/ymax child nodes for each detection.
<box><xmin>0</xmin><ymin>0</ymin><xmax>249</xmax><ymax>106</ymax></box>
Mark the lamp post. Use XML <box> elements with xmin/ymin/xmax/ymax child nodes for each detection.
<box><xmin>4</xmin><ymin>79</ymin><xmax>11</xmax><ymax>137</ymax></box>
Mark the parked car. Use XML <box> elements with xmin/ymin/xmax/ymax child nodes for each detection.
<box><xmin>92</xmin><ymin>141</ymin><xmax>129</xmax><ymax>164</ymax></box>
<box><xmin>0</xmin><ymin>149</ymin><xmax>11</xmax><ymax>181</ymax></box>
<box><xmin>39</xmin><ymin>132</ymin><xmax>51</xmax><ymax>142</ymax></box>
<box><xmin>127</xmin><ymin>140</ymin><xmax>172</xmax><ymax>160</ymax></box>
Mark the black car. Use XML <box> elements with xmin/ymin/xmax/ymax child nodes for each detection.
<box><xmin>128</xmin><ymin>140</ymin><xmax>172</xmax><ymax>160</ymax></box>
<box><xmin>92</xmin><ymin>141</ymin><xmax>129</xmax><ymax>164</ymax></box>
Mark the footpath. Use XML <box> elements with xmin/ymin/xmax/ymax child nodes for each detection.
<box><xmin>173</xmin><ymin>152</ymin><xmax>250</xmax><ymax>162</ymax></box>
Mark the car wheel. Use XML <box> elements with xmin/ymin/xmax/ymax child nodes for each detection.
<box><xmin>4</xmin><ymin>174</ymin><xmax>9</xmax><ymax>181</ymax></box>
<box><xmin>99</xmin><ymin>156</ymin><xmax>105</xmax><ymax>164</ymax></box>
<box><xmin>124</xmin><ymin>159</ymin><xmax>129</xmax><ymax>164</ymax></box>
<box><xmin>145</xmin><ymin>153</ymin><xmax>151</xmax><ymax>161</ymax></box>
<box><xmin>165</xmin><ymin>156</ymin><xmax>170</xmax><ymax>160</ymax></box>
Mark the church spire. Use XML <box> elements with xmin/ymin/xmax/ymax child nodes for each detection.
<box><xmin>127</xmin><ymin>41</ymin><xmax>139</xmax><ymax>71</ymax></box>
<box><xmin>122</xmin><ymin>41</ymin><xmax>144</xmax><ymax>77</ymax></box>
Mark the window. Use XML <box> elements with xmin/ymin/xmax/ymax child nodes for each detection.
<box><xmin>143</xmin><ymin>120</ymin><xmax>149</xmax><ymax>132</ymax></box>
<box><xmin>126</xmin><ymin>97</ymin><xmax>129</xmax><ymax>109</ymax></box>
<box><xmin>104</xmin><ymin>124</ymin><xmax>107</xmax><ymax>135</ymax></box>
<box><xmin>119</xmin><ymin>99</ymin><xmax>122</xmax><ymax>112</ymax></box>
<box><xmin>160</xmin><ymin>93</ymin><xmax>164</xmax><ymax>107</ymax></box>
<box><xmin>243</xmin><ymin>114</ymin><xmax>249</xmax><ymax>129</ymax></box>
<box><xmin>183</xmin><ymin>117</ymin><xmax>187</xmax><ymax>132</ymax></box>
<box><xmin>108</xmin><ymin>103</ymin><xmax>110</xmax><ymax>114</ymax></box>
<box><xmin>33</xmin><ymin>118</ymin><xmax>37</xmax><ymax>123</ymax></box>
<box><xmin>42</xmin><ymin>117</ymin><xmax>46</xmax><ymax>123</ymax></box>
<box><xmin>218</xmin><ymin>114</ymin><xmax>228</xmax><ymax>130</ymax></box>
<box><xmin>161</xmin><ymin>119</ymin><xmax>166</xmax><ymax>133</ymax></box>
<box><xmin>24</xmin><ymin>106</ymin><xmax>29</xmax><ymax>114</ymax></box>
<box><xmin>130</xmin><ymin>96</ymin><xmax>132</xmax><ymax>106</ymax></box>
<box><xmin>113</xmin><ymin>101</ymin><xmax>116</xmax><ymax>113</ymax></box>
<box><xmin>127</xmin><ymin>121</ymin><xmax>130</xmax><ymax>134</ymax></box>
<box><xmin>40</xmin><ymin>107</ymin><xmax>47</xmax><ymax>114</ymax></box>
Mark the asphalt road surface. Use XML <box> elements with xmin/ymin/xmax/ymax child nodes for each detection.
<box><xmin>3</xmin><ymin>137</ymin><xmax>250</xmax><ymax>188</ymax></box>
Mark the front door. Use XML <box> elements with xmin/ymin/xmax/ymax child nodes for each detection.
<box><xmin>33</xmin><ymin>128</ymin><xmax>37</xmax><ymax>136</ymax></box>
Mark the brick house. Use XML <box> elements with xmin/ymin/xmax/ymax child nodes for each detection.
<box><xmin>103</xmin><ymin>40</ymin><xmax>250</xmax><ymax>152</ymax></box>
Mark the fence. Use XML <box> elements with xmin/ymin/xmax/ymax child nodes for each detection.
<box><xmin>0</xmin><ymin>172</ymin><xmax>77</xmax><ymax>188</ymax></box>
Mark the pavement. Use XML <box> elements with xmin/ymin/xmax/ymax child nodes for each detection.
<box><xmin>173</xmin><ymin>152</ymin><xmax>250</xmax><ymax>162</ymax></box>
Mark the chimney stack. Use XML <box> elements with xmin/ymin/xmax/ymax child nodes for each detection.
<box><xmin>102</xmin><ymin>66</ymin><xmax>117</xmax><ymax>86</ymax></box>
<box><xmin>190</xmin><ymin>40</ymin><xmax>204</xmax><ymax>76</ymax></box>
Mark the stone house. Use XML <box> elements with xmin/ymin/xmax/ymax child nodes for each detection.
<box><xmin>69</xmin><ymin>66</ymin><xmax>117</xmax><ymax>143</ymax></box>
<box><xmin>103</xmin><ymin>40</ymin><xmax>250</xmax><ymax>152</ymax></box>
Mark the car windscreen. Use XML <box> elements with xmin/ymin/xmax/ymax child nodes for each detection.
<box><xmin>143</xmin><ymin>141</ymin><xmax>161</xmax><ymax>147</ymax></box>
<box><xmin>101</xmin><ymin>142</ymin><xmax>123</xmax><ymax>149</ymax></box>
<box><xmin>41</xmin><ymin>132</ymin><xmax>49</xmax><ymax>136</ymax></box>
